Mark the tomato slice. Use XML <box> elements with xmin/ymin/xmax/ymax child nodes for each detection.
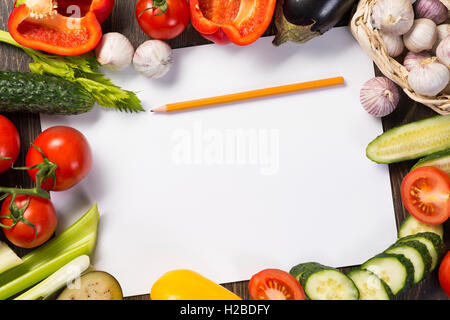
<box><xmin>401</xmin><ymin>166</ymin><xmax>450</xmax><ymax>225</ymax></box>
<box><xmin>249</xmin><ymin>269</ymin><xmax>305</xmax><ymax>300</ymax></box>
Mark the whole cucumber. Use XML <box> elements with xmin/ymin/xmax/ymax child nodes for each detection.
<box><xmin>0</xmin><ymin>71</ymin><xmax>95</xmax><ymax>115</ymax></box>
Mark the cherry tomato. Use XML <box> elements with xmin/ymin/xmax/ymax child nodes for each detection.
<box><xmin>400</xmin><ymin>166</ymin><xmax>450</xmax><ymax>225</ymax></box>
<box><xmin>249</xmin><ymin>269</ymin><xmax>306</xmax><ymax>300</ymax></box>
<box><xmin>0</xmin><ymin>115</ymin><xmax>20</xmax><ymax>174</ymax></box>
<box><xmin>0</xmin><ymin>195</ymin><xmax>57</xmax><ymax>248</ymax></box>
<box><xmin>26</xmin><ymin>126</ymin><xmax>93</xmax><ymax>192</ymax></box>
<box><xmin>439</xmin><ymin>251</ymin><xmax>450</xmax><ymax>297</ymax></box>
<box><xmin>136</xmin><ymin>0</ymin><xmax>189</xmax><ymax>40</ymax></box>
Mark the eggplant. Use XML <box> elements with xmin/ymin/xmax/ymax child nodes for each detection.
<box><xmin>273</xmin><ymin>0</ymin><xmax>356</xmax><ymax>46</ymax></box>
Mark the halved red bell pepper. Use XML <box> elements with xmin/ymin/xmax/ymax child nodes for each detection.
<box><xmin>14</xmin><ymin>0</ymin><xmax>114</xmax><ymax>24</ymax></box>
<box><xmin>189</xmin><ymin>0</ymin><xmax>277</xmax><ymax>46</ymax></box>
<box><xmin>56</xmin><ymin>0</ymin><xmax>115</xmax><ymax>24</ymax></box>
<box><xmin>9</xmin><ymin>1</ymin><xmax>102</xmax><ymax>56</ymax></box>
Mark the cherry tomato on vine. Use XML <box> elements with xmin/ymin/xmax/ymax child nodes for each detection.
<box><xmin>400</xmin><ymin>166</ymin><xmax>450</xmax><ymax>225</ymax></box>
<box><xmin>439</xmin><ymin>251</ymin><xmax>450</xmax><ymax>297</ymax></box>
<box><xmin>249</xmin><ymin>269</ymin><xmax>306</xmax><ymax>300</ymax></box>
<box><xmin>135</xmin><ymin>0</ymin><xmax>190</xmax><ymax>40</ymax></box>
<box><xmin>0</xmin><ymin>195</ymin><xmax>57</xmax><ymax>249</ymax></box>
<box><xmin>0</xmin><ymin>115</ymin><xmax>20</xmax><ymax>174</ymax></box>
<box><xmin>26</xmin><ymin>126</ymin><xmax>93</xmax><ymax>192</ymax></box>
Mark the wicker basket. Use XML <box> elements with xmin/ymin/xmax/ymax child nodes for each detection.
<box><xmin>350</xmin><ymin>0</ymin><xmax>450</xmax><ymax>115</ymax></box>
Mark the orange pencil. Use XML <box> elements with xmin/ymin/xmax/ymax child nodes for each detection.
<box><xmin>151</xmin><ymin>76</ymin><xmax>345</xmax><ymax>113</ymax></box>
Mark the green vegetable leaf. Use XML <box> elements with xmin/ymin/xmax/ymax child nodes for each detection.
<box><xmin>0</xmin><ymin>30</ymin><xmax>144</xmax><ymax>113</ymax></box>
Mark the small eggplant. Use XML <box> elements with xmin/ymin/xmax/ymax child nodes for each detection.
<box><xmin>273</xmin><ymin>0</ymin><xmax>356</xmax><ymax>46</ymax></box>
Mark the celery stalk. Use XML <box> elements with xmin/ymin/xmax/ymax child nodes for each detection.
<box><xmin>0</xmin><ymin>242</ymin><xmax>22</xmax><ymax>274</ymax></box>
<box><xmin>14</xmin><ymin>255</ymin><xmax>90</xmax><ymax>300</ymax></box>
<box><xmin>0</xmin><ymin>204</ymin><xmax>99</xmax><ymax>300</ymax></box>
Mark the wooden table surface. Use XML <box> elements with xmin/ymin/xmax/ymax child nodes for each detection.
<box><xmin>0</xmin><ymin>0</ymin><xmax>448</xmax><ymax>300</ymax></box>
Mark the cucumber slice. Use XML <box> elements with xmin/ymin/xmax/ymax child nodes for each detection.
<box><xmin>366</xmin><ymin>115</ymin><xmax>450</xmax><ymax>164</ymax></box>
<box><xmin>347</xmin><ymin>269</ymin><xmax>393</xmax><ymax>300</ymax></box>
<box><xmin>290</xmin><ymin>262</ymin><xmax>327</xmax><ymax>281</ymax></box>
<box><xmin>385</xmin><ymin>241</ymin><xmax>432</xmax><ymax>284</ymax></box>
<box><xmin>300</xmin><ymin>266</ymin><xmax>359</xmax><ymax>300</ymax></box>
<box><xmin>412</xmin><ymin>149</ymin><xmax>450</xmax><ymax>174</ymax></box>
<box><xmin>398</xmin><ymin>215</ymin><xmax>444</xmax><ymax>239</ymax></box>
<box><xmin>361</xmin><ymin>253</ymin><xmax>414</xmax><ymax>295</ymax></box>
<box><xmin>397</xmin><ymin>232</ymin><xmax>445</xmax><ymax>271</ymax></box>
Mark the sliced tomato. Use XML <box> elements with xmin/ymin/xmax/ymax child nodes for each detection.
<box><xmin>249</xmin><ymin>269</ymin><xmax>305</xmax><ymax>300</ymax></box>
<box><xmin>401</xmin><ymin>166</ymin><xmax>450</xmax><ymax>225</ymax></box>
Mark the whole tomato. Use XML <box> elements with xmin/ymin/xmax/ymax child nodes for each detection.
<box><xmin>26</xmin><ymin>126</ymin><xmax>93</xmax><ymax>192</ymax></box>
<box><xmin>136</xmin><ymin>0</ymin><xmax>189</xmax><ymax>40</ymax></box>
<box><xmin>439</xmin><ymin>251</ymin><xmax>450</xmax><ymax>297</ymax></box>
<box><xmin>0</xmin><ymin>195</ymin><xmax>57</xmax><ymax>249</ymax></box>
<box><xmin>0</xmin><ymin>115</ymin><xmax>20</xmax><ymax>174</ymax></box>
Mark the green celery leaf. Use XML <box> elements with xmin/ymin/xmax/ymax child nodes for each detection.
<box><xmin>0</xmin><ymin>30</ymin><xmax>144</xmax><ymax>113</ymax></box>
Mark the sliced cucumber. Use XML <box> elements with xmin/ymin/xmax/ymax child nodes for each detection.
<box><xmin>347</xmin><ymin>269</ymin><xmax>393</xmax><ymax>300</ymax></box>
<box><xmin>412</xmin><ymin>149</ymin><xmax>450</xmax><ymax>174</ymax></box>
<box><xmin>397</xmin><ymin>232</ymin><xmax>445</xmax><ymax>271</ymax></box>
<box><xmin>290</xmin><ymin>262</ymin><xmax>327</xmax><ymax>281</ymax></box>
<box><xmin>366</xmin><ymin>115</ymin><xmax>450</xmax><ymax>164</ymax></box>
<box><xmin>361</xmin><ymin>253</ymin><xmax>414</xmax><ymax>295</ymax></box>
<box><xmin>300</xmin><ymin>266</ymin><xmax>359</xmax><ymax>300</ymax></box>
<box><xmin>385</xmin><ymin>241</ymin><xmax>431</xmax><ymax>284</ymax></box>
<box><xmin>398</xmin><ymin>215</ymin><xmax>444</xmax><ymax>239</ymax></box>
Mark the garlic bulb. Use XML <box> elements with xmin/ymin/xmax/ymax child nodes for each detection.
<box><xmin>433</xmin><ymin>24</ymin><xmax>450</xmax><ymax>53</ymax></box>
<box><xmin>360</xmin><ymin>77</ymin><xmax>400</xmax><ymax>117</ymax></box>
<box><xmin>436</xmin><ymin>35</ymin><xmax>450</xmax><ymax>67</ymax></box>
<box><xmin>380</xmin><ymin>31</ymin><xmax>405</xmax><ymax>57</ymax></box>
<box><xmin>403</xmin><ymin>18</ymin><xmax>437</xmax><ymax>53</ymax></box>
<box><xmin>414</xmin><ymin>0</ymin><xmax>448</xmax><ymax>24</ymax></box>
<box><xmin>133</xmin><ymin>40</ymin><xmax>173</xmax><ymax>79</ymax></box>
<box><xmin>404</xmin><ymin>51</ymin><xmax>431</xmax><ymax>71</ymax></box>
<box><xmin>408</xmin><ymin>57</ymin><xmax>450</xmax><ymax>96</ymax></box>
<box><xmin>372</xmin><ymin>0</ymin><xmax>414</xmax><ymax>36</ymax></box>
<box><xmin>95</xmin><ymin>33</ymin><xmax>135</xmax><ymax>71</ymax></box>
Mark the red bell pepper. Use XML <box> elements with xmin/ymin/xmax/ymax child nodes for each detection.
<box><xmin>56</xmin><ymin>0</ymin><xmax>115</xmax><ymax>24</ymax></box>
<box><xmin>189</xmin><ymin>0</ymin><xmax>277</xmax><ymax>46</ymax></box>
<box><xmin>9</xmin><ymin>0</ymin><xmax>103</xmax><ymax>56</ymax></box>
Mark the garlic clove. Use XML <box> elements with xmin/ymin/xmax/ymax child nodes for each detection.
<box><xmin>414</xmin><ymin>0</ymin><xmax>448</xmax><ymax>25</ymax></box>
<box><xmin>380</xmin><ymin>31</ymin><xmax>405</xmax><ymax>57</ymax></box>
<box><xmin>95</xmin><ymin>33</ymin><xmax>135</xmax><ymax>71</ymax></box>
<box><xmin>403</xmin><ymin>18</ymin><xmax>438</xmax><ymax>53</ymax></box>
<box><xmin>133</xmin><ymin>40</ymin><xmax>173</xmax><ymax>80</ymax></box>
<box><xmin>372</xmin><ymin>0</ymin><xmax>414</xmax><ymax>36</ymax></box>
<box><xmin>436</xmin><ymin>35</ymin><xmax>450</xmax><ymax>67</ymax></box>
<box><xmin>360</xmin><ymin>77</ymin><xmax>400</xmax><ymax>117</ymax></box>
<box><xmin>408</xmin><ymin>57</ymin><xmax>450</xmax><ymax>96</ymax></box>
<box><xmin>432</xmin><ymin>23</ymin><xmax>450</xmax><ymax>53</ymax></box>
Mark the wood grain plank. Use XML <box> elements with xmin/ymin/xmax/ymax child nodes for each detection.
<box><xmin>0</xmin><ymin>0</ymin><xmax>447</xmax><ymax>300</ymax></box>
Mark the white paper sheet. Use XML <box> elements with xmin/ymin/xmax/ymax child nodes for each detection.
<box><xmin>41</xmin><ymin>27</ymin><xmax>397</xmax><ymax>297</ymax></box>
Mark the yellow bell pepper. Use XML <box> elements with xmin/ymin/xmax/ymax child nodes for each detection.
<box><xmin>150</xmin><ymin>269</ymin><xmax>242</xmax><ymax>300</ymax></box>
